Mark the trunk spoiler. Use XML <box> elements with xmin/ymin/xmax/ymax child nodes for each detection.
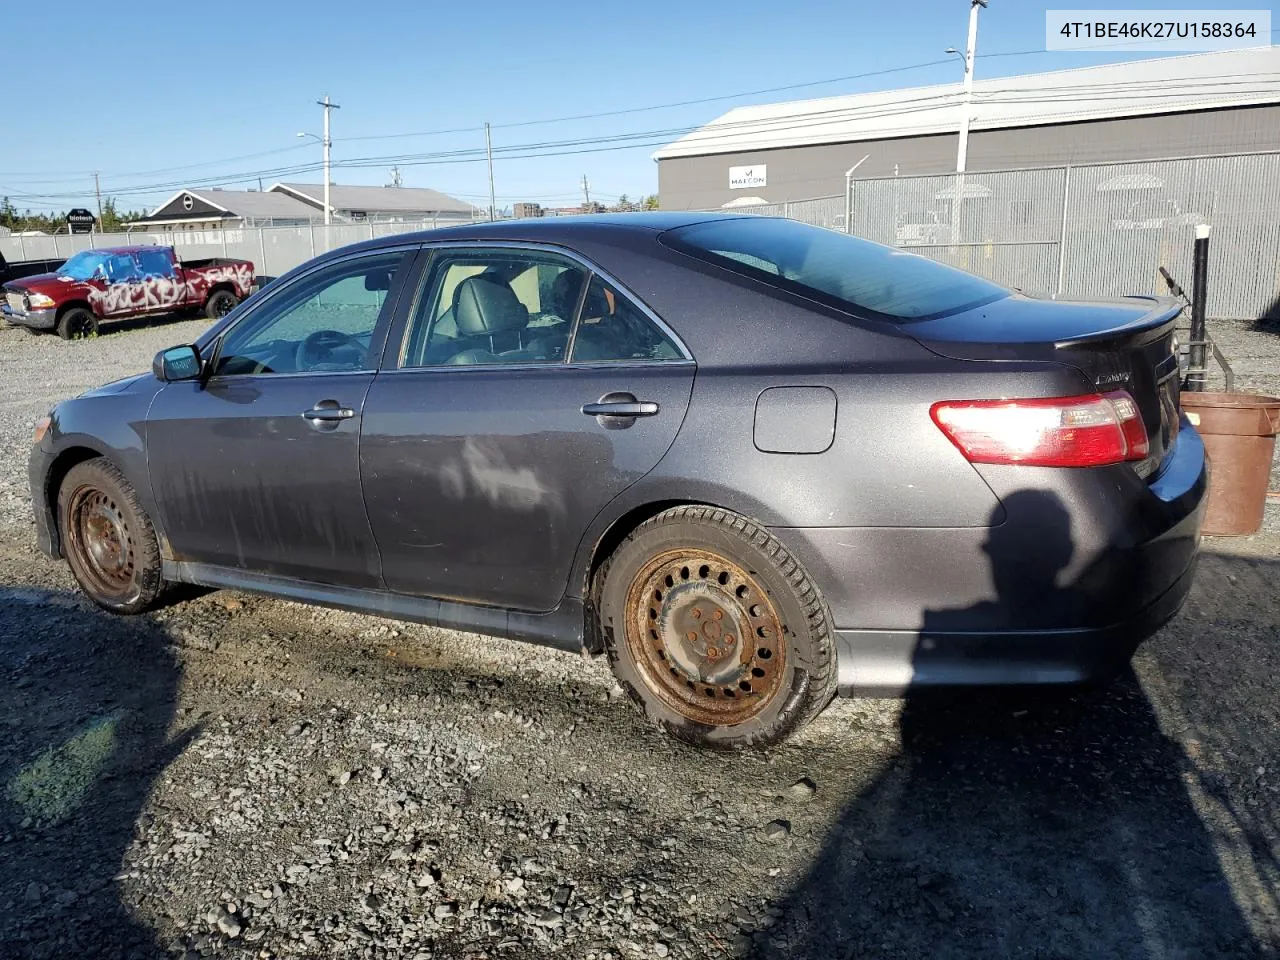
<box><xmin>1053</xmin><ymin>296</ymin><xmax>1183</xmax><ymax>350</ymax></box>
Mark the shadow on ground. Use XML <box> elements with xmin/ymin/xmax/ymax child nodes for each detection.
<box><xmin>0</xmin><ymin>587</ymin><xmax>192</xmax><ymax>959</ymax></box>
<box><xmin>749</xmin><ymin>493</ymin><xmax>1274</xmax><ymax>959</ymax></box>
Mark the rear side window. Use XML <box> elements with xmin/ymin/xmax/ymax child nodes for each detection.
<box><xmin>663</xmin><ymin>218</ymin><xmax>1009</xmax><ymax>322</ymax></box>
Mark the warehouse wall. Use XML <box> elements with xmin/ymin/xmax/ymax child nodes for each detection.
<box><xmin>657</xmin><ymin>104</ymin><xmax>1280</xmax><ymax>210</ymax></box>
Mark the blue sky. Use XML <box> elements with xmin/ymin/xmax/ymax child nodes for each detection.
<box><xmin>1</xmin><ymin>0</ymin><xmax>1273</xmax><ymax>214</ymax></box>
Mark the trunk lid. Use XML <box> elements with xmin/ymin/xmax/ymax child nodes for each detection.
<box><xmin>910</xmin><ymin>293</ymin><xmax>1183</xmax><ymax>477</ymax></box>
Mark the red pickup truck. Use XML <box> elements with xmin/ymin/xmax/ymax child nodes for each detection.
<box><xmin>2</xmin><ymin>245</ymin><xmax>254</xmax><ymax>339</ymax></box>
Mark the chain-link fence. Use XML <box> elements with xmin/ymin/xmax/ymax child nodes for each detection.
<box><xmin>711</xmin><ymin>152</ymin><xmax>1280</xmax><ymax>321</ymax></box>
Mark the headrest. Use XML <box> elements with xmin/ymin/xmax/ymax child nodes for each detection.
<box><xmin>453</xmin><ymin>276</ymin><xmax>529</xmax><ymax>337</ymax></box>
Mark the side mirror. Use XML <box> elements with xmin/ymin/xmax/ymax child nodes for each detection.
<box><xmin>364</xmin><ymin>270</ymin><xmax>392</xmax><ymax>292</ymax></box>
<box><xmin>153</xmin><ymin>344</ymin><xmax>202</xmax><ymax>382</ymax></box>
<box><xmin>93</xmin><ymin>265</ymin><xmax>108</xmax><ymax>282</ymax></box>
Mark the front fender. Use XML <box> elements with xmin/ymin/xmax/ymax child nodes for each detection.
<box><xmin>32</xmin><ymin>378</ymin><xmax>166</xmax><ymax>558</ymax></box>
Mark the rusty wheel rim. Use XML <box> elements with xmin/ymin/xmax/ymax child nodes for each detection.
<box><xmin>67</xmin><ymin>485</ymin><xmax>137</xmax><ymax>600</ymax></box>
<box><xmin>624</xmin><ymin>549</ymin><xmax>787</xmax><ymax>726</ymax></box>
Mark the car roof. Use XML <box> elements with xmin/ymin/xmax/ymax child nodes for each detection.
<box><xmin>350</xmin><ymin>211</ymin><xmax>749</xmax><ymax>251</ymax></box>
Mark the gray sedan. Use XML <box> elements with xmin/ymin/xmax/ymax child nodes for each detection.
<box><xmin>28</xmin><ymin>213</ymin><xmax>1206</xmax><ymax>747</ymax></box>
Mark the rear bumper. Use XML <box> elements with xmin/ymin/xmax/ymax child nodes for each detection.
<box><xmin>773</xmin><ymin>417</ymin><xmax>1208</xmax><ymax>695</ymax></box>
<box><xmin>3</xmin><ymin>302</ymin><xmax>56</xmax><ymax>330</ymax></box>
<box><xmin>832</xmin><ymin>557</ymin><xmax>1196</xmax><ymax>695</ymax></box>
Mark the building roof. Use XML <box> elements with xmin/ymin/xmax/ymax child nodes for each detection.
<box><xmin>270</xmin><ymin>182</ymin><xmax>477</xmax><ymax>216</ymax></box>
<box><xmin>141</xmin><ymin>188</ymin><xmax>320</xmax><ymax>222</ymax></box>
<box><xmin>654</xmin><ymin>47</ymin><xmax>1280</xmax><ymax>160</ymax></box>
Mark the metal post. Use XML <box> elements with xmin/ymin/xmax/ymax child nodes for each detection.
<box><xmin>309</xmin><ymin>222</ymin><xmax>316</xmax><ymax>258</ymax></box>
<box><xmin>1187</xmin><ymin>223</ymin><xmax>1211</xmax><ymax>393</ymax></box>
<box><xmin>843</xmin><ymin>155</ymin><xmax>870</xmax><ymax>234</ymax></box>
<box><xmin>17</xmin><ymin>232</ymin><xmax>25</xmax><ymax>260</ymax></box>
<box><xmin>485</xmin><ymin>122</ymin><xmax>497</xmax><ymax>222</ymax></box>
<box><xmin>221</xmin><ymin>227</ymin><xmax>228</xmax><ymax>258</ymax></box>
<box><xmin>950</xmin><ymin>1</ymin><xmax>985</xmax><ymax>250</ymax></box>
<box><xmin>1054</xmin><ymin>164</ymin><xmax>1071</xmax><ymax>297</ymax></box>
<box><xmin>258</xmin><ymin>227</ymin><xmax>268</xmax><ymax>277</ymax></box>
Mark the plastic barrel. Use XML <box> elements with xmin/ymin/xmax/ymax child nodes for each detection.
<box><xmin>1180</xmin><ymin>392</ymin><xmax>1280</xmax><ymax>536</ymax></box>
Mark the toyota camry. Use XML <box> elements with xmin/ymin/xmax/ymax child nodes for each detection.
<box><xmin>29</xmin><ymin>213</ymin><xmax>1206</xmax><ymax>747</ymax></box>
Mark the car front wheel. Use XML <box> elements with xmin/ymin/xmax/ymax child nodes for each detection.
<box><xmin>596</xmin><ymin>506</ymin><xmax>838</xmax><ymax>749</ymax></box>
<box><xmin>58</xmin><ymin>459</ymin><xmax>166</xmax><ymax>614</ymax></box>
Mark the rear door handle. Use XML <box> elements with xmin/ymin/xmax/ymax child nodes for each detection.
<box><xmin>582</xmin><ymin>399</ymin><xmax>659</xmax><ymax>418</ymax></box>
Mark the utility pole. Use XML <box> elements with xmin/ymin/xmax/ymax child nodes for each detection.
<box><xmin>581</xmin><ymin>174</ymin><xmax>591</xmax><ymax>212</ymax></box>
<box><xmin>317</xmin><ymin>95</ymin><xmax>341</xmax><ymax>226</ymax></box>
<box><xmin>93</xmin><ymin>172</ymin><xmax>102</xmax><ymax>223</ymax></box>
<box><xmin>485</xmin><ymin>123</ymin><xmax>496</xmax><ymax>221</ymax></box>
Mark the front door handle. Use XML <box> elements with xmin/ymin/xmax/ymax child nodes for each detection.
<box><xmin>302</xmin><ymin>399</ymin><xmax>355</xmax><ymax>424</ymax></box>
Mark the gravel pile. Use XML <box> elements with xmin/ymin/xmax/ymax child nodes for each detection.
<box><xmin>1</xmin><ymin>315</ymin><xmax>1278</xmax><ymax>958</ymax></box>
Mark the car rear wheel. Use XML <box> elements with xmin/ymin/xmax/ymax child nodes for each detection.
<box><xmin>205</xmin><ymin>289</ymin><xmax>239</xmax><ymax>320</ymax></box>
<box><xmin>58</xmin><ymin>459</ymin><xmax>165</xmax><ymax>614</ymax></box>
<box><xmin>56</xmin><ymin>307</ymin><xmax>98</xmax><ymax>340</ymax></box>
<box><xmin>596</xmin><ymin>506</ymin><xmax>838</xmax><ymax>749</ymax></box>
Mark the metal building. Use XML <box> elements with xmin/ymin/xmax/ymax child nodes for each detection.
<box><xmin>654</xmin><ymin>48</ymin><xmax>1280</xmax><ymax>211</ymax></box>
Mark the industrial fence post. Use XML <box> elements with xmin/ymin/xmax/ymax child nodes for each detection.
<box><xmin>1187</xmin><ymin>223</ymin><xmax>1211</xmax><ymax>392</ymax></box>
<box><xmin>258</xmin><ymin>228</ymin><xmax>269</xmax><ymax>278</ymax></box>
<box><xmin>1054</xmin><ymin>164</ymin><xmax>1071</xmax><ymax>297</ymax></box>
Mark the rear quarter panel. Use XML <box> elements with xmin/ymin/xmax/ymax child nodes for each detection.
<box><xmin>557</xmin><ymin>238</ymin><xmax>1093</xmax><ymax>599</ymax></box>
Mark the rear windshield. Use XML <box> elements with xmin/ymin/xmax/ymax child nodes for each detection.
<box><xmin>662</xmin><ymin>217</ymin><xmax>1010</xmax><ymax>322</ymax></box>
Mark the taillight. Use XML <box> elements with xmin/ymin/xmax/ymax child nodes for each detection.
<box><xmin>931</xmin><ymin>391</ymin><xmax>1150</xmax><ymax>467</ymax></box>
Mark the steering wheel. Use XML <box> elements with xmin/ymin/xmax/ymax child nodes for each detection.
<box><xmin>296</xmin><ymin>329</ymin><xmax>362</xmax><ymax>370</ymax></box>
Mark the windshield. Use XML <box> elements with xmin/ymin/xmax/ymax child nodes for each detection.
<box><xmin>57</xmin><ymin>251</ymin><xmax>109</xmax><ymax>281</ymax></box>
<box><xmin>663</xmin><ymin>217</ymin><xmax>1011</xmax><ymax>322</ymax></box>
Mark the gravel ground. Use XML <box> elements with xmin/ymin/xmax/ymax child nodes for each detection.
<box><xmin>1</xmin><ymin>316</ymin><xmax>1278</xmax><ymax>959</ymax></box>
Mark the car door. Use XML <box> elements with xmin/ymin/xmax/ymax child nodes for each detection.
<box><xmin>360</xmin><ymin>244</ymin><xmax>696</xmax><ymax>613</ymax></box>
<box><xmin>146</xmin><ymin>246</ymin><xmax>420</xmax><ymax>588</ymax></box>
<box><xmin>136</xmin><ymin>246</ymin><xmax>185</xmax><ymax>313</ymax></box>
<box><xmin>93</xmin><ymin>251</ymin><xmax>148</xmax><ymax>317</ymax></box>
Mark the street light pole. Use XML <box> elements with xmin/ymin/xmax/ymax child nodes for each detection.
<box><xmin>317</xmin><ymin>95</ymin><xmax>341</xmax><ymax>226</ymax></box>
<box><xmin>948</xmin><ymin>0</ymin><xmax>986</xmax><ymax>251</ymax></box>
<box><xmin>954</xmin><ymin>0</ymin><xmax>985</xmax><ymax>175</ymax></box>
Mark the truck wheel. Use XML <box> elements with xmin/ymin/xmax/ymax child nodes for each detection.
<box><xmin>595</xmin><ymin>506</ymin><xmax>838</xmax><ymax>749</ymax></box>
<box><xmin>56</xmin><ymin>307</ymin><xmax>98</xmax><ymax>340</ymax></box>
<box><xmin>58</xmin><ymin>458</ymin><xmax>166</xmax><ymax>614</ymax></box>
<box><xmin>205</xmin><ymin>290</ymin><xmax>239</xmax><ymax>319</ymax></box>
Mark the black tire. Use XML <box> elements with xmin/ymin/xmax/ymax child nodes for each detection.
<box><xmin>57</xmin><ymin>459</ymin><xmax>166</xmax><ymax>614</ymax></box>
<box><xmin>595</xmin><ymin>506</ymin><xmax>838</xmax><ymax>749</ymax></box>
<box><xmin>205</xmin><ymin>289</ymin><xmax>239</xmax><ymax>320</ymax></box>
<box><xmin>56</xmin><ymin>306</ymin><xmax>98</xmax><ymax>340</ymax></box>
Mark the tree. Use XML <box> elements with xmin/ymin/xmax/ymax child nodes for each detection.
<box><xmin>642</xmin><ymin>194</ymin><xmax>660</xmax><ymax>211</ymax></box>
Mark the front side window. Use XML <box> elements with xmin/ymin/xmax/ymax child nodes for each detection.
<box><xmin>403</xmin><ymin>250</ymin><xmax>587</xmax><ymax>367</ymax></box>
<box><xmin>663</xmin><ymin>217</ymin><xmax>1010</xmax><ymax>322</ymax></box>
<box><xmin>104</xmin><ymin>253</ymin><xmax>141</xmax><ymax>283</ymax></box>
<box><xmin>214</xmin><ymin>251</ymin><xmax>408</xmax><ymax>376</ymax></box>
<box><xmin>570</xmin><ymin>276</ymin><xmax>682</xmax><ymax>362</ymax></box>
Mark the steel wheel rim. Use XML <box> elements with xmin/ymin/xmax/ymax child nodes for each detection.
<box><xmin>67</xmin><ymin>485</ymin><xmax>137</xmax><ymax>600</ymax></box>
<box><xmin>212</xmin><ymin>294</ymin><xmax>233</xmax><ymax>317</ymax></box>
<box><xmin>69</xmin><ymin>314</ymin><xmax>93</xmax><ymax>338</ymax></box>
<box><xmin>624</xmin><ymin>549</ymin><xmax>787</xmax><ymax>726</ymax></box>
